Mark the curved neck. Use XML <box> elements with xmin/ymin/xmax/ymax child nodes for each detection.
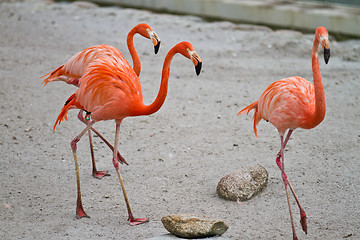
<box><xmin>137</xmin><ymin>47</ymin><xmax>176</xmax><ymax>116</ymax></box>
<box><xmin>127</xmin><ymin>28</ymin><xmax>141</xmax><ymax>76</ymax></box>
<box><xmin>310</xmin><ymin>36</ymin><xmax>326</xmax><ymax>127</ymax></box>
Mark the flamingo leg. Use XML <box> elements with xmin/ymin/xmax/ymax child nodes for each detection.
<box><xmin>276</xmin><ymin>130</ymin><xmax>307</xmax><ymax>234</ymax></box>
<box><xmin>78</xmin><ymin>110</ymin><xmax>128</xmax><ymax>165</ymax></box>
<box><xmin>87</xmin><ymin>129</ymin><xmax>110</xmax><ymax>179</ymax></box>
<box><xmin>112</xmin><ymin>123</ymin><xmax>148</xmax><ymax>226</ymax></box>
<box><xmin>70</xmin><ymin>121</ymin><xmax>96</xmax><ymax>219</ymax></box>
<box><xmin>90</xmin><ymin>126</ymin><xmax>128</xmax><ymax>165</ymax></box>
<box><xmin>84</xmin><ymin>111</ymin><xmax>111</xmax><ymax>179</ymax></box>
<box><xmin>278</xmin><ymin>133</ymin><xmax>299</xmax><ymax>240</ymax></box>
<box><xmin>77</xmin><ymin>110</ymin><xmax>110</xmax><ymax>179</ymax></box>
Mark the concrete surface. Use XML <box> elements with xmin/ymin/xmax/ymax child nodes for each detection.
<box><xmin>91</xmin><ymin>0</ymin><xmax>360</xmax><ymax>37</ymax></box>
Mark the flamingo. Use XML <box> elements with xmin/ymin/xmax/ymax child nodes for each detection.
<box><xmin>42</xmin><ymin>23</ymin><xmax>161</xmax><ymax>178</ymax></box>
<box><xmin>238</xmin><ymin>26</ymin><xmax>330</xmax><ymax>239</ymax></box>
<box><xmin>52</xmin><ymin>41</ymin><xmax>202</xmax><ymax>225</ymax></box>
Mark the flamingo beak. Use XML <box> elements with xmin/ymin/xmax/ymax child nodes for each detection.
<box><xmin>321</xmin><ymin>37</ymin><xmax>330</xmax><ymax>64</ymax></box>
<box><xmin>149</xmin><ymin>31</ymin><xmax>161</xmax><ymax>54</ymax></box>
<box><xmin>154</xmin><ymin>41</ymin><xmax>161</xmax><ymax>54</ymax></box>
<box><xmin>195</xmin><ymin>61</ymin><xmax>202</xmax><ymax>76</ymax></box>
<box><xmin>324</xmin><ymin>48</ymin><xmax>330</xmax><ymax>64</ymax></box>
<box><xmin>188</xmin><ymin>50</ymin><xmax>202</xmax><ymax>76</ymax></box>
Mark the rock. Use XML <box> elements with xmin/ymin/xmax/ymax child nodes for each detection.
<box><xmin>144</xmin><ymin>234</ymin><xmax>232</xmax><ymax>239</ymax></box>
<box><xmin>216</xmin><ymin>164</ymin><xmax>268</xmax><ymax>201</ymax></box>
<box><xmin>161</xmin><ymin>214</ymin><xmax>229</xmax><ymax>239</ymax></box>
<box><xmin>143</xmin><ymin>235</ymin><xmax>179</xmax><ymax>240</ymax></box>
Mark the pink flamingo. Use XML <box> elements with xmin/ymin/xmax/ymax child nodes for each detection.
<box><xmin>42</xmin><ymin>23</ymin><xmax>161</xmax><ymax>178</ymax></box>
<box><xmin>53</xmin><ymin>41</ymin><xmax>202</xmax><ymax>225</ymax></box>
<box><xmin>238</xmin><ymin>26</ymin><xmax>330</xmax><ymax>239</ymax></box>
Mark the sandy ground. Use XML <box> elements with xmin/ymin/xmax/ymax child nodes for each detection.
<box><xmin>1</xmin><ymin>0</ymin><xmax>360</xmax><ymax>239</ymax></box>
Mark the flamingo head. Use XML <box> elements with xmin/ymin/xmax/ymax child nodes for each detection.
<box><xmin>316</xmin><ymin>26</ymin><xmax>330</xmax><ymax>64</ymax></box>
<box><xmin>135</xmin><ymin>23</ymin><xmax>161</xmax><ymax>54</ymax></box>
<box><xmin>175</xmin><ymin>42</ymin><xmax>202</xmax><ymax>76</ymax></box>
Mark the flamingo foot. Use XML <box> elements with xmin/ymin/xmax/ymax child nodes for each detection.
<box><xmin>92</xmin><ymin>170</ymin><xmax>111</xmax><ymax>179</ymax></box>
<box><xmin>117</xmin><ymin>152</ymin><xmax>128</xmax><ymax>165</ymax></box>
<box><xmin>76</xmin><ymin>200</ymin><xmax>90</xmax><ymax>219</ymax></box>
<box><xmin>300</xmin><ymin>209</ymin><xmax>307</xmax><ymax>234</ymax></box>
<box><xmin>128</xmin><ymin>216</ymin><xmax>149</xmax><ymax>226</ymax></box>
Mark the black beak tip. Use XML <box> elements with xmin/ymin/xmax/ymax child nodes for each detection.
<box><xmin>324</xmin><ymin>48</ymin><xmax>330</xmax><ymax>64</ymax></box>
<box><xmin>154</xmin><ymin>41</ymin><xmax>161</xmax><ymax>54</ymax></box>
<box><xmin>195</xmin><ymin>62</ymin><xmax>202</xmax><ymax>76</ymax></box>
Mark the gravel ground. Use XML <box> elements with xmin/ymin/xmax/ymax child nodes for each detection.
<box><xmin>0</xmin><ymin>1</ymin><xmax>359</xmax><ymax>239</ymax></box>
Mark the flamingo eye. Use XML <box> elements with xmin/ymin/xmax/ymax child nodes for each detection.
<box><xmin>187</xmin><ymin>48</ymin><xmax>193</xmax><ymax>58</ymax></box>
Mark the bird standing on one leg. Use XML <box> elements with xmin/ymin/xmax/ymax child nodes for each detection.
<box><xmin>238</xmin><ymin>26</ymin><xmax>330</xmax><ymax>239</ymax></box>
<box><xmin>42</xmin><ymin>23</ymin><xmax>161</xmax><ymax>178</ymax></box>
<box><xmin>53</xmin><ymin>41</ymin><xmax>202</xmax><ymax>225</ymax></box>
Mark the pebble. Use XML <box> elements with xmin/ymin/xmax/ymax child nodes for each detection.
<box><xmin>161</xmin><ymin>214</ymin><xmax>229</xmax><ymax>239</ymax></box>
<box><xmin>216</xmin><ymin>164</ymin><xmax>268</xmax><ymax>201</ymax></box>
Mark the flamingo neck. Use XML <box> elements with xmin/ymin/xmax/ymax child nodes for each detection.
<box><xmin>139</xmin><ymin>47</ymin><xmax>176</xmax><ymax>116</ymax></box>
<box><xmin>127</xmin><ymin>28</ymin><xmax>141</xmax><ymax>76</ymax></box>
<box><xmin>310</xmin><ymin>36</ymin><xmax>326</xmax><ymax>127</ymax></box>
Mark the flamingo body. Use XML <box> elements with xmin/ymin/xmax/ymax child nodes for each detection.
<box><xmin>42</xmin><ymin>23</ymin><xmax>161</xmax><ymax>86</ymax></box>
<box><xmin>243</xmin><ymin>76</ymin><xmax>323</xmax><ymax>137</ymax></box>
<box><xmin>54</xmin><ymin>54</ymin><xmax>142</xmax><ymax>125</ymax></box>
<box><xmin>78</xmin><ymin>56</ymin><xmax>142</xmax><ymax>121</ymax></box>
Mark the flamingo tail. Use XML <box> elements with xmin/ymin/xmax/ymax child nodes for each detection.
<box><xmin>237</xmin><ymin>101</ymin><xmax>258</xmax><ymax>115</ymax></box>
<box><xmin>237</xmin><ymin>101</ymin><xmax>261</xmax><ymax>137</ymax></box>
<box><xmin>54</xmin><ymin>93</ymin><xmax>76</xmax><ymax>130</ymax></box>
<box><xmin>41</xmin><ymin>65</ymin><xmax>65</xmax><ymax>86</ymax></box>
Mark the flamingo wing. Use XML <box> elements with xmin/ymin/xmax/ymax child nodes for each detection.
<box><xmin>257</xmin><ymin>76</ymin><xmax>315</xmax><ymax>135</ymax></box>
<box><xmin>42</xmin><ymin>45</ymin><xmax>126</xmax><ymax>86</ymax></box>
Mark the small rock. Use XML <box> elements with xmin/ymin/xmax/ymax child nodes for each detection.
<box><xmin>161</xmin><ymin>214</ymin><xmax>229</xmax><ymax>239</ymax></box>
<box><xmin>217</xmin><ymin>164</ymin><xmax>268</xmax><ymax>201</ymax></box>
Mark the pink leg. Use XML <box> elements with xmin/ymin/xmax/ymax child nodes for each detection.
<box><xmin>80</xmin><ymin>111</ymin><xmax>110</xmax><ymax>179</ymax></box>
<box><xmin>278</xmin><ymin>134</ymin><xmax>298</xmax><ymax>240</ymax></box>
<box><xmin>78</xmin><ymin>110</ymin><xmax>128</xmax><ymax>165</ymax></box>
<box><xmin>90</xmin><ymin>127</ymin><xmax>128</xmax><ymax>165</ymax></box>
<box><xmin>87</xmin><ymin>129</ymin><xmax>110</xmax><ymax>179</ymax></box>
<box><xmin>112</xmin><ymin>123</ymin><xmax>148</xmax><ymax>225</ymax></box>
<box><xmin>276</xmin><ymin>130</ymin><xmax>307</xmax><ymax>235</ymax></box>
<box><xmin>71</xmin><ymin>121</ymin><xmax>96</xmax><ymax>219</ymax></box>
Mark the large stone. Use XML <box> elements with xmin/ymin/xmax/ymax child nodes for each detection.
<box><xmin>144</xmin><ymin>234</ymin><xmax>232</xmax><ymax>240</ymax></box>
<box><xmin>217</xmin><ymin>164</ymin><xmax>268</xmax><ymax>201</ymax></box>
<box><xmin>161</xmin><ymin>214</ymin><xmax>229</xmax><ymax>239</ymax></box>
